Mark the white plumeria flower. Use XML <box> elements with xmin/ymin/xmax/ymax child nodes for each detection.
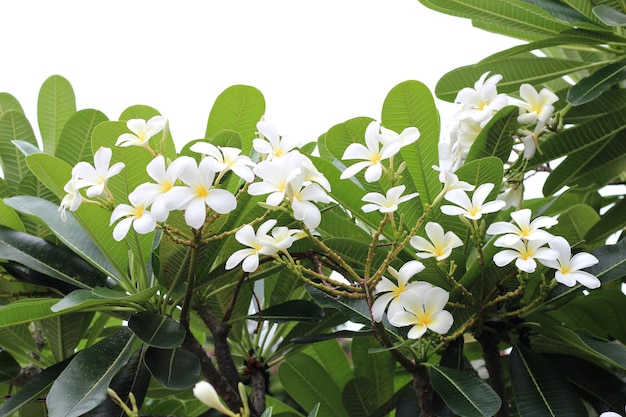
<box><xmin>253</xmin><ymin>120</ymin><xmax>301</xmax><ymax>159</ymax></box>
<box><xmin>599</xmin><ymin>406</ymin><xmax>625</xmax><ymax>417</ymax></box>
<box><xmin>388</xmin><ymin>285</ymin><xmax>454</xmax><ymax>339</ymax></box>
<box><xmin>130</xmin><ymin>155</ymin><xmax>187</xmax><ymax>222</ymax></box>
<box><xmin>487</xmin><ymin>208</ymin><xmax>557</xmax><ymax>247</ymax></box>
<box><xmin>371</xmin><ymin>260</ymin><xmax>427</xmax><ymax>322</ymax></box>
<box><xmin>115</xmin><ymin>116</ymin><xmax>166</xmax><ymax>147</ymax></box>
<box><xmin>73</xmin><ymin>147</ymin><xmax>125</xmax><ymax>198</ymax></box>
<box><xmin>225</xmin><ymin>219</ymin><xmax>284</xmax><ymax>273</ymax></box>
<box><xmin>109</xmin><ymin>194</ymin><xmax>157</xmax><ymax>241</ymax></box>
<box><xmin>441</xmin><ymin>183</ymin><xmax>506</xmax><ymax>220</ymax></box>
<box><xmin>454</xmin><ymin>72</ymin><xmax>508</xmax><ymax>123</ymax></box>
<box><xmin>193</xmin><ymin>381</ymin><xmax>238</xmax><ymax>417</ymax></box>
<box><xmin>361</xmin><ymin>185</ymin><xmax>419</xmax><ymax>214</ymax></box>
<box><xmin>340</xmin><ymin>121</ymin><xmax>401</xmax><ymax>183</ymax></box>
<box><xmin>517</xmin><ymin>84</ymin><xmax>558</xmax><ymax>125</ymax></box>
<box><xmin>300</xmin><ymin>153</ymin><xmax>331</xmax><ymax>191</ymax></box>
<box><xmin>59</xmin><ymin>172</ymin><xmax>83</xmax><ymax>221</ymax></box>
<box><xmin>541</xmin><ymin>236</ymin><xmax>600</xmax><ymax>289</ymax></box>
<box><xmin>433</xmin><ymin>166</ymin><xmax>474</xmax><ymax>193</ymax></box>
<box><xmin>165</xmin><ymin>157</ymin><xmax>237</xmax><ymax>229</ymax></box>
<box><xmin>496</xmin><ymin>185</ymin><xmax>523</xmax><ymax>211</ymax></box>
<box><xmin>287</xmin><ymin>172</ymin><xmax>331</xmax><ymax>229</ymax></box>
<box><xmin>516</xmin><ymin>120</ymin><xmax>549</xmax><ymax>159</ymax></box>
<box><xmin>410</xmin><ymin>222</ymin><xmax>463</xmax><ymax>261</ymax></box>
<box><xmin>190</xmin><ymin>142</ymin><xmax>255</xmax><ymax>183</ymax></box>
<box><xmin>248</xmin><ymin>152</ymin><xmax>302</xmax><ymax>206</ymax></box>
<box><xmin>493</xmin><ymin>238</ymin><xmax>558</xmax><ymax>273</ymax></box>
<box><xmin>378</xmin><ymin>125</ymin><xmax>420</xmax><ymax>148</ymax></box>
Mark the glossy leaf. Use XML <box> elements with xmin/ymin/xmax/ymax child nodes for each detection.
<box><xmin>37</xmin><ymin>75</ymin><xmax>76</xmax><ymax>154</ymax></box>
<box><xmin>249</xmin><ymin>300</ymin><xmax>325</xmax><ymax>323</ymax></box>
<box><xmin>567</xmin><ymin>61</ymin><xmax>626</xmax><ymax>105</ymax></box>
<box><xmin>0</xmin><ymin>298</ymin><xmax>60</xmax><ymax>328</ymax></box>
<box><xmin>0</xmin><ymin>359</ymin><xmax>69</xmax><ymax>417</ymax></box>
<box><xmin>585</xmin><ymin>197</ymin><xmax>626</xmax><ymax>245</ymax></box>
<box><xmin>430</xmin><ymin>365</ymin><xmax>501</xmax><ymax>417</ymax></box>
<box><xmin>205</xmin><ymin>85</ymin><xmax>265</xmax><ymax>154</ymax></box>
<box><xmin>25</xmin><ymin>152</ymin><xmax>134</xmax><ymax>279</ymax></box>
<box><xmin>419</xmin><ymin>0</ymin><xmax>571</xmax><ymax>42</ymax></box>
<box><xmin>143</xmin><ymin>347</ymin><xmax>200</xmax><ymax>390</ymax></box>
<box><xmin>4</xmin><ymin>196</ymin><xmax>119</xmax><ymax>278</ymax></box>
<box><xmin>278</xmin><ymin>352</ymin><xmax>348</xmax><ymax>417</ymax></box>
<box><xmin>0</xmin><ymin>199</ymin><xmax>25</xmax><ymax>231</ymax></box>
<box><xmin>51</xmin><ymin>286</ymin><xmax>158</xmax><ymax>313</ymax></box>
<box><xmin>55</xmin><ymin>109</ymin><xmax>108</xmax><ymax>166</ymax></box>
<box><xmin>589</xmin><ymin>238</ymin><xmax>626</xmax><ymax>283</ymax></box>
<box><xmin>307</xmin><ymin>403</ymin><xmax>321</xmax><ymax>417</ymax></box>
<box><xmin>128</xmin><ymin>311</ymin><xmax>186</xmax><ymax>348</ymax></box>
<box><xmin>46</xmin><ymin>329</ymin><xmax>135</xmax><ymax>417</ymax></box>
<box><xmin>544</xmin><ymin>353</ymin><xmax>626</xmax><ymax>413</ymax></box>
<box><xmin>509</xmin><ymin>344</ymin><xmax>587</xmax><ymax>417</ymax></box>
<box><xmin>521</xmin><ymin>0</ymin><xmax>597</xmax><ymax>25</ymax></box>
<box><xmin>41</xmin><ymin>312</ymin><xmax>93</xmax><ymax>362</ymax></box>
<box><xmin>0</xmin><ymin>350</ymin><xmax>21</xmax><ymax>382</ymax></box>
<box><xmin>0</xmin><ymin>225</ymin><xmax>106</xmax><ymax>289</ymax></box>
<box><xmin>593</xmin><ymin>5</ymin><xmax>626</xmax><ymax>26</ymax></box>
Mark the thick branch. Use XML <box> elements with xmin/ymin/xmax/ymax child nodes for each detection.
<box><xmin>476</xmin><ymin>329</ymin><xmax>509</xmax><ymax>417</ymax></box>
<box><xmin>413</xmin><ymin>365</ymin><xmax>436</xmax><ymax>417</ymax></box>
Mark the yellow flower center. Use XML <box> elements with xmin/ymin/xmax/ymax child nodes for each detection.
<box><xmin>132</xmin><ymin>205</ymin><xmax>145</xmax><ymax>218</ymax></box>
<box><xmin>161</xmin><ymin>180</ymin><xmax>173</xmax><ymax>193</ymax></box>
<box><xmin>467</xmin><ymin>206</ymin><xmax>479</xmax><ymax>217</ymax></box>
<box><xmin>369</xmin><ymin>152</ymin><xmax>382</xmax><ymax>165</ymax></box>
<box><xmin>195</xmin><ymin>185</ymin><xmax>209</xmax><ymax>199</ymax></box>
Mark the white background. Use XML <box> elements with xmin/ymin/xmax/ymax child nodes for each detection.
<box><xmin>0</xmin><ymin>0</ymin><xmax>519</xmax><ymax>147</ymax></box>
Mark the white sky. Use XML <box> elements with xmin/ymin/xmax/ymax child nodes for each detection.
<box><xmin>0</xmin><ymin>0</ymin><xmax>519</xmax><ymax>147</ymax></box>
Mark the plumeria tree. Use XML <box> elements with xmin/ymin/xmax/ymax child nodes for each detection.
<box><xmin>0</xmin><ymin>1</ymin><xmax>625</xmax><ymax>417</ymax></box>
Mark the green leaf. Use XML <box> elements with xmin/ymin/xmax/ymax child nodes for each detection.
<box><xmin>548</xmin><ymin>204</ymin><xmax>599</xmax><ymax>246</ymax></box>
<box><xmin>0</xmin><ymin>92</ymin><xmax>24</xmax><ymax>116</ymax></box>
<box><xmin>127</xmin><ymin>312</ymin><xmax>186</xmax><ymax>348</ymax></box>
<box><xmin>46</xmin><ymin>329</ymin><xmax>135</xmax><ymax>417</ymax></box>
<box><xmin>26</xmin><ymin>153</ymin><xmax>133</xmax><ymax>280</ymax></box>
<box><xmin>0</xmin><ymin>225</ymin><xmax>107</xmax><ymax>290</ymax></box>
<box><xmin>509</xmin><ymin>344</ymin><xmax>587</xmax><ymax>417</ymax></box>
<box><xmin>351</xmin><ymin>337</ymin><xmax>396</xmax><ymax>407</ymax></box>
<box><xmin>0</xmin><ymin>324</ymin><xmax>38</xmax><ymax>364</ymax></box>
<box><xmin>436</xmin><ymin>57</ymin><xmax>602</xmax><ymax>102</ymax></box>
<box><xmin>0</xmin><ymin>199</ymin><xmax>25</xmax><ymax>231</ymax></box>
<box><xmin>143</xmin><ymin>347</ymin><xmax>200</xmax><ymax>390</ymax></box>
<box><xmin>37</xmin><ymin>75</ymin><xmax>76</xmax><ymax>154</ymax></box>
<box><xmin>544</xmin><ymin>353</ymin><xmax>626</xmax><ymax>413</ymax></box>
<box><xmin>0</xmin><ymin>110</ymin><xmax>38</xmax><ymax>193</ymax></box>
<box><xmin>206</xmin><ymin>85</ymin><xmax>265</xmax><ymax>154</ymax></box>
<box><xmin>342</xmin><ymin>377</ymin><xmax>378</xmax><ymax>417</ymax></box>
<box><xmin>430</xmin><ymin>365</ymin><xmax>501</xmax><ymax>417</ymax></box>
<box><xmin>307</xmin><ymin>403</ymin><xmax>321</xmax><ymax>417</ymax></box>
<box><xmin>593</xmin><ymin>5</ymin><xmax>626</xmax><ymax>26</ymax></box>
<box><xmin>50</xmin><ymin>286</ymin><xmax>158</xmax><ymax>314</ymax></box>
<box><xmin>41</xmin><ymin>312</ymin><xmax>93</xmax><ymax>362</ymax></box>
<box><xmin>0</xmin><ymin>350</ymin><xmax>21</xmax><ymax>382</ymax></box>
<box><xmin>381</xmin><ymin>80</ymin><xmax>441</xmax><ymax>204</ymax></box>
<box><xmin>55</xmin><ymin>109</ymin><xmax>108</xmax><ymax>166</ymax></box>
<box><xmin>531</xmin><ymin>108</ymin><xmax>626</xmax><ymax>167</ymax></box>
<box><xmin>0</xmin><ymin>298</ymin><xmax>60</xmax><ymax>328</ymax></box>
<box><xmin>466</xmin><ymin>106</ymin><xmax>517</xmax><ymax>164</ymax></box>
<box><xmin>585</xmin><ymin>198</ymin><xmax>626</xmax><ymax>245</ymax></box>
<box><xmin>4</xmin><ymin>196</ymin><xmax>119</xmax><ymax>278</ymax></box>
<box><xmin>419</xmin><ymin>0</ymin><xmax>572</xmax><ymax>42</ymax></box>
<box><xmin>589</xmin><ymin>238</ymin><xmax>626</xmax><ymax>283</ymax></box>
<box><xmin>249</xmin><ymin>300</ymin><xmax>325</xmax><ymax>323</ymax></box>
<box><xmin>567</xmin><ymin>61</ymin><xmax>626</xmax><ymax>105</ymax></box>
<box><xmin>278</xmin><ymin>352</ymin><xmax>348</xmax><ymax>417</ymax></box>
<box><xmin>520</xmin><ymin>0</ymin><xmax>597</xmax><ymax>25</ymax></box>
<box><xmin>0</xmin><ymin>359</ymin><xmax>69</xmax><ymax>417</ymax></box>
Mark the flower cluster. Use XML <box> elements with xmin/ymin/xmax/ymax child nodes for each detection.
<box><xmin>437</xmin><ymin>72</ymin><xmax>560</xmax><ymax>213</ymax></box>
